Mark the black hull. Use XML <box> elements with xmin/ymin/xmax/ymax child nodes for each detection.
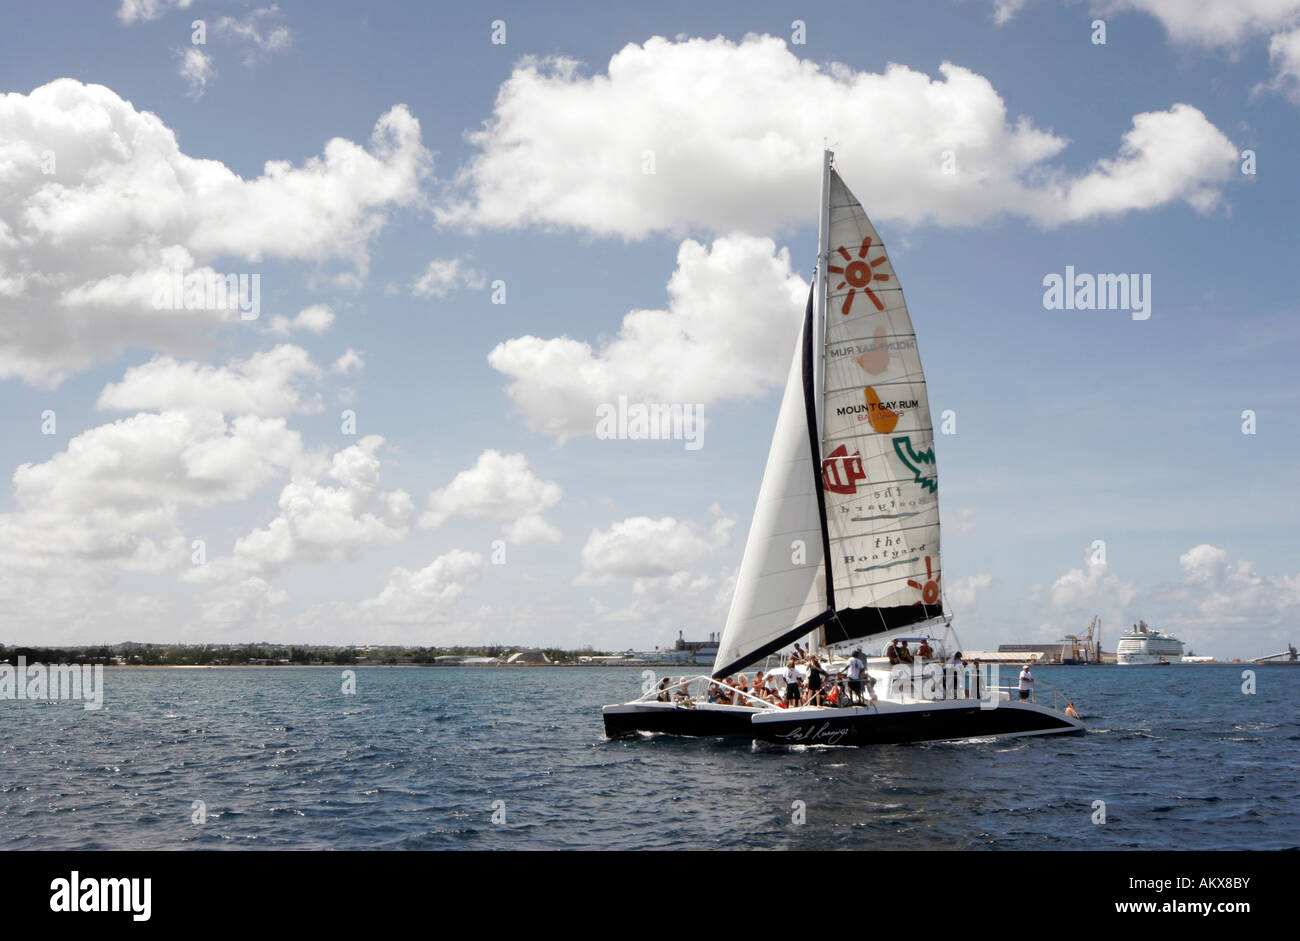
<box><xmin>602</xmin><ymin>703</ymin><xmax>757</xmax><ymax>739</ymax></box>
<box><xmin>752</xmin><ymin>701</ymin><xmax>1083</xmax><ymax>746</ymax></box>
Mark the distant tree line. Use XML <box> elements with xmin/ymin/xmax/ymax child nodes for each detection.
<box><xmin>0</xmin><ymin>642</ymin><xmax>613</xmax><ymax>666</ymax></box>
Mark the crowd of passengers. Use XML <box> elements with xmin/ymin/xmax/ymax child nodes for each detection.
<box><xmin>653</xmin><ymin>639</ymin><xmax>988</xmax><ymax>708</ymax></box>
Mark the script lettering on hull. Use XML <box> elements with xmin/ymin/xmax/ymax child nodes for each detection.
<box><xmin>773</xmin><ymin>721</ymin><xmax>852</xmax><ymax>745</ymax></box>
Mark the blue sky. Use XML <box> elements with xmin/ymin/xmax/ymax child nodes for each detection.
<box><xmin>2</xmin><ymin>0</ymin><xmax>1298</xmax><ymax>659</ymax></box>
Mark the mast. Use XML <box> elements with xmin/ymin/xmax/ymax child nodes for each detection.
<box><xmin>806</xmin><ymin>148</ymin><xmax>833</xmax><ymax>656</ymax></box>
<box><xmin>813</xmin><ymin>148</ymin><xmax>832</xmax><ymax>441</ymax></box>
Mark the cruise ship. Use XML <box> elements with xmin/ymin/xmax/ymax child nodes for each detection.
<box><xmin>1116</xmin><ymin>620</ymin><xmax>1184</xmax><ymax>664</ymax></box>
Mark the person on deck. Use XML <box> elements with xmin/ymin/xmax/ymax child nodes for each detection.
<box><xmin>826</xmin><ymin>678</ymin><xmax>843</xmax><ymax>706</ymax></box>
<box><xmin>897</xmin><ymin>641</ymin><xmax>914</xmax><ymax>664</ymax></box>
<box><xmin>656</xmin><ymin>677</ymin><xmax>672</xmax><ymax>702</ymax></box>
<box><xmin>1065</xmin><ymin>701</ymin><xmax>1080</xmax><ymax>719</ymax></box>
<box><xmin>946</xmin><ymin>651</ymin><xmax>963</xmax><ymax>699</ymax></box>
<box><xmin>764</xmin><ymin>668</ymin><xmax>786</xmax><ymax>704</ymax></box>
<box><xmin>843</xmin><ymin>648</ymin><xmax>868</xmax><ymax>705</ymax></box>
<box><xmin>735</xmin><ymin>674</ymin><xmax>750</xmax><ymax>701</ymax></box>
<box><xmin>1018</xmin><ymin>663</ymin><xmax>1035</xmax><ymax>702</ymax></box>
<box><xmin>916</xmin><ymin>639</ymin><xmax>934</xmax><ymax>660</ymax></box>
<box><xmin>804</xmin><ymin>656</ymin><xmax>829</xmax><ymax>706</ymax></box>
<box><xmin>784</xmin><ymin>656</ymin><xmax>802</xmax><ymax>708</ymax></box>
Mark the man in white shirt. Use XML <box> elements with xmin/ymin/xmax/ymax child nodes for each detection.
<box><xmin>844</xmin><ymin>648</ymin><xmax>874</xmax><ymax>705</ymax></box>
<box><xmin>1018</xmin><ymin>663</ymin><xmax>1035</xmax><ymax>702</ymax></box>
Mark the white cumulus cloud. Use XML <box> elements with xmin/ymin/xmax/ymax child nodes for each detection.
<box><xmin>1097</xmin><ymin>0</ymin><xmax>1300</xmax><ymax>46</ymax></box>
<box><xmin>1049</xmin><ymin>548</ymin><xmax>1139</xmax><ymax>611</ymax></box>
<box><xmin>359</xmin><ymin>549</ymin><xmax>486</xmax><ymax>623</ymax></box>
<box><xmin>576</xmin><ymin>509</ymin><xmax>735</xmax><ymax>585</ymax></box>
<box><xmin>1171</xmin><ymin>543</ymin><xmax>1300</xmax><ymax>624</ymax></box>
<box><xmin>489</xmin><ymin>234</ymin><xmax>807</xmax><ymax>439</ymax></box>
<box><xmin>215</xmin><ymin>6</ymin><xmax>293</xmax><ymax>65</ymax></box>
<box><xmin>1179</xmin><ymin>543</ymin><xmax>1230</xmax><ymax>583</ymax></box>
<box><xmin>503</xmin><ymin>514</ymin><xmax>562</xmax><ymax>545</ymax></box>
<box><xmin>1058</xmin><ymin>104</ymin><xmax>1239</xmax><ymax>218</ymax></box>
<box><xmin>1078</xmin><ymin>2</ymin><xmax>1300</xmax><ymax>108</ymax></box>
<box><xmin>332</xmin><ymin>348</ymin><xmax>365</xmax><ymax>375</ymax></box>
<box><xmin>268</xmin><ymin>304</ymin><xmax>335</xmax><ymax>336</ymax></box>
<box><xmin>1262</xmin><ymin>27</ymin><xmax>1300</xmax><ymax>102</ymax></box>
<box><xmin>117</xmin><ymin>0</ymin><xmax>192</xmax><ymax>23</ymax></box>
<box><xmin>1</xmin><ymin>410</ymin><xmax>303</xmax><ymax>577</ymax></box>
<box><xmin>411</xmin><ymin>256</ymin><xmax>487</xmax><ymax>298</ymax></box>
<box><xmin>0</xmin><ymin>79</ymin><xmax>429</xmax><ymax>385</ymax></box>
<box><xmin>186</xmin><ymin>435</ymin><xmax>413</xmax><ymax>582</ymax></box>
<box><xmin>179</xmin><ymin>47</ymin><xmax>215</xmax><ymax>98</ymax></box>
<box><xmin>96</xmin><ymin>344</ymin><xmax>324</xmax><ymax>417</ymax></box>
<box><xmin>948</xmin><ymin>572</ymin><xmax>994</xmax><ymax>609</ymax></box>
<box><xmin>993</xmin><ymin>0</ymin><xmax>1031</xmax><ymax>24</ymax></box>
<box><xmin>420</xmin><ymin>450</ymin><xmax>563</xmax><ymax>544</ymax></box>
<box><xmin>439</xmin><ymin>34</ymin><xmax>1237</xmax><ymax>236</ymax></box>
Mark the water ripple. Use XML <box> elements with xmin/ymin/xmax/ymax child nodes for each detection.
<box><xmin>0</xmin><ymin>664</ymin><xmax>1296</xmax><ymax>849</ymax></box>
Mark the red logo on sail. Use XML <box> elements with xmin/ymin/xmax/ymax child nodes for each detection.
<box><xmin>908</xmin><ymin>556</ymin><xmax>941</xmax><ymax>605</ymax></box>
<box><xmin>829</xmin><ymin>236</ymin><xmax>890</xmax><ymax>316</ymax></box>
<box><xmin>822</xmin><ymin>444</ymin><xmax>867</xmax><ymax>494</ymax></box>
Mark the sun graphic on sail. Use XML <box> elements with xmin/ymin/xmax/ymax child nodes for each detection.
<box><xmin>829</xmin><ymin>236</ymin><xmax>890</xmax><ymax>316</ymax></box>
<box><xmin>908</xmin><ymin>556</ymin><xmax>941</xmax><ymax>605</ymax></box>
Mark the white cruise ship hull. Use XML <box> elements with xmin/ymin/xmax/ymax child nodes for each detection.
<box><xmin>1117</xmin><ymin>652</ymin><xmax>1180</xmax><ymax>664</ymax></box>
<box><xmin>1116</xmin><ymin>635</ymin><xmax>1184</xmax><ymax>664</ymax></box>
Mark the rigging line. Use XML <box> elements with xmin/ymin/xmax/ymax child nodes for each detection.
<box><xmin>938</xmin><ymin>587</ymin><xmax>962</xmax><ymax>648</ymax></box>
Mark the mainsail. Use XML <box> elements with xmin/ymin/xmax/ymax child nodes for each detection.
<box><xmin>818</xmin><ymin>167</ymin><xmax>942</xmax><ymax>645</ymax></box>
<box><xmin>713</xmin><ymin>156</ymin><xmax>941</xmax><ymax>679</ymax></box>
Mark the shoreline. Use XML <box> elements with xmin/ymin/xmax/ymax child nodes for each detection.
<box><xmin>79</xmin><ymin>660</ymin><xmax>1256</xmax><ymax>669</ymax></box>
<box><xmin>95</xmin><ymin>662</ymin><xmax>711</xmax><ymax>669</ymax></box>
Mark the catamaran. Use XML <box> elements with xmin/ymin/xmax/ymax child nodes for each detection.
<box><xmin>602</xmin><ymin>152</ymin><xmax>1083</xmax><ymax>745</ymax></box>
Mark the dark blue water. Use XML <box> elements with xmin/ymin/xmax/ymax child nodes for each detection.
<box><xmin>1</xmin><ymin>664</ymin><xmax>1295</xmax><ymax>850</ymax></box>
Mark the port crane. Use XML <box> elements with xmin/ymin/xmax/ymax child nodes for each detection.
<box><xmin>1059</xmin><ymin>616</ymin><xmax>1101</xmax><ymax>664</ymax></box>
<box><xmin>1251</xmin><ymin>644</ymin><xmax>1298</xmax><ymax>664</ymax></box>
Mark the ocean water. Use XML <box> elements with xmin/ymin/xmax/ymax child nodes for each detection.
<box><xmin>1</xmin><ymin>664</ymin><xmax>1295</xmax><ymax>850</ymax></box>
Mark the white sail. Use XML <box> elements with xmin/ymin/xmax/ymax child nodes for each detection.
<box><xmin>712</xmin><ymin>159</ymin><xmax>940</xmax><ymax>677</ymax></box>
<box><xmin>712</xmin><ymin>300</ymin><xmax>827</xmax><ymax>677</ymax></box>
<box><xmin>819</xmin><ymin>168</ymin><xmax>942</xmax><ymax>646</ymax></box>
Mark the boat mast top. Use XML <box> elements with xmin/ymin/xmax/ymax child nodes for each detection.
<box><xmin>813</xmin><ymin>148</ymin><xmax>832</xmax><ymax>441</ymax></box>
